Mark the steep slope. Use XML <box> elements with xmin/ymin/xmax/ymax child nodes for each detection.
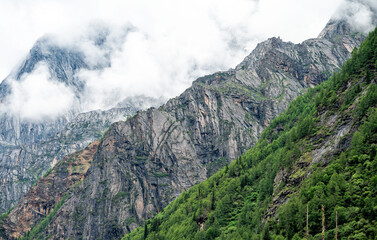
<box><xmin>125</xmin><ymin>27</ymin><xmax>377</xmax><ymax>240</ymax></box>
<box><xmin>0</xmin><ymin>107</ymin><xmax>138</xmax><ymax>214</ymax></box>
<box><xmin>0</xmin><ymin>141</ymin><xmax>99</xmax><ymax>239</ymax></box>
<box><xmin>3</xmin><ymin>19</ymin><xmax>366</xmax><ymax>240</ymax></box>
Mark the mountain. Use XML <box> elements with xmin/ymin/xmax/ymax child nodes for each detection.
<box><xmin>125</xmin><ymin>26</ymin><xmax>377</xmax><ymax>240</ymax></box>
<box><xmin>0</xmin><ymin>33</ymin><xmax>164</xmax><ymax>214</ymax></box>
<box><xmin>0</xmin><ymin>18</ymin><xmax>366</xmax><ymax>240</ymax></box>
<box><xmin>0</xmin><ymin>37</ymin><xmax>91</xmax><ymax>145</ymax></box>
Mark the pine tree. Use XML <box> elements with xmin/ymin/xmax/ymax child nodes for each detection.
<box><xmin>211</xmin><ymin>191</ymin><xmax>215</xmax><ymax>210</ymax></box>
<box><xmin>143</xmin><ymin>222</ymin><xmax>148</xmax><ymax>240</ymax></box>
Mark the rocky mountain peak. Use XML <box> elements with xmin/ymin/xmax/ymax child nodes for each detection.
<box><xmin>317</xmin><ymin>19</ymin><xmax>354</xmax><ymax>41</ymax></box>
<box><xmin>235</xmin><ymin>36</ymin><xmax>289</xmax><ymax>71</ymax></box>
<box><xmin>14</xmin><ymin>37</ymin><xmax>88</xmax><ymax>93</ymax></box>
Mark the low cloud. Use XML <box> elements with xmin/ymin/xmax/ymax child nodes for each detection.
<box><xmin>334</xmin><ymin>0</ymin><xmax>377</xmax><ymax>33</ymax></box>
<box><xmin>0</xmin><ymin>0</ymin><xmax>343</xmax><ymax>80</ymax></box>
<box><xmin>0</xmin><ymin>0</ymin><xmax>347</xmax><ymax>119</ymax></box>
<box><xmin>3</xmin><ymin>64</ymin><xmax>75</xmax><ymax>121</ymax></box>
<box><xmin>64</xmin><ymin>0</ymin><xmax>344</xmax><ymax>111</ymax></box>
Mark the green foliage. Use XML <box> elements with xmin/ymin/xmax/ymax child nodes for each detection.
<box><xmin>275</xmin><ymin>109</ymin><xmax>377</xmax><ymax>239</ymax></box>
<box><xmin>341</xmin><ymin>83</ymin><xmax>362</xmax><ymax>110</ymax></box>
<box><xmin>355</xmin><ymin>84</ymin><xmax>377</xmax><ymax>118</ymax></box>
<box><xmin>21</xmin><ymin>194</ymin><xmax>68</xmax><ymax>240</ymax></box>
<box><xmin>152</xmin><ymin>172</ymin><xmax>170</xmax><ymax>178</ymax></box>
<box><xmin>124</xmin><ymin>27</ymin><xmax>377</xmax><ymax>240</ymax></box>
<box><xmin>0</xmin><ymin>207</ymin><xmax>13</xmax><ymax>238</ymax></box>
<box><xmin>112</xmin><ymin>191</ymin><xmax>129</xmax><ymax>203</ymax></box>
<box><xmin>42</xmin><ymin>167</ymin><xmax>54</xmax><ymax>178</ymax></box>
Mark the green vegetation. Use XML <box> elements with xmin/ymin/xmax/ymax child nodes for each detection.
<box><xmin>42</xmin><ymin>167</ymin><xmax>54</xmax><ymax>178</ymax></box>
<box><xmin>0</xmin><ymin>207</ymin><xmax>13</xmax><ymax>237</ymax></box>
<box><xmin>124</xmin><ymin>28</ymin><xmax>377</xmax><ymax>239</ymax></box>
<box><xmin>21</xmin><ymin>194</ymin><xmax>68</xmax><ymax>240</ymax></box>
<box><xmin>206</xmin><ymin>157</ymin><xmax>228</xmax><ymax>176</ymax></box>
<box><xmin>152</xmin><ymin>172</ymin><xmax>170</xmax><ymax>178</ymax></box>
<box><xmin>112</xmin><ymin>191</ymin><xmax>129</xmax><ymax>203</ymax></box>
<box><xmin>135</xmin><ymin>156</ymin><xmax>148</xmax><ymax>161</ymax></box>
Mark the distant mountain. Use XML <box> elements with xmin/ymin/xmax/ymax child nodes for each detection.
<box><xmin>0</xmin><ymin>17</ymin><xmax>367</xmax><ymax>239</ymax></box>
<box><xmin>126</xmin><ymin>26</ymin><xmax>377</xmax><ymax>240</ymax></box>
<box><xmin>0</xmin><ymin>33</ymin><xmax>164</xmax><ymax>214</ymax></box>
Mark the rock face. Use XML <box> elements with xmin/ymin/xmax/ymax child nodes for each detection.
<box><xmin>0</xmin><ymin>35</ymin><xmax>162</xmax><ymax>214</ymax></box>
<box><xmin>0</xmin><ymin>107</ymin><xmax>140</xmax><ymax>214</ymax></box>
<box><xmin>0</xmin><ymin>19</ymin><xmax>364</xmax><ymax>240</ymax></box>
<box><xmin>1</xmin><ymin>141</ymin><xmax>99</xmax><ymax>239</ymax></box>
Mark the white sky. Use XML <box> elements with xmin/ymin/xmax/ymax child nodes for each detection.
<box><xmin>0</xmin><ymin>0</ymin><xmax>344</xmax><ymax>81</ymax></box>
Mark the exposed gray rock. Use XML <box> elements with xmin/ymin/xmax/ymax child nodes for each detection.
<box><xmin>0</xmin><ymin>107</ymin><xmax>139</xmax><ymax>214</ymax></box>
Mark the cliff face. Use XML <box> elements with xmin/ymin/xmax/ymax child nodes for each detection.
<box><xmin>1</xmin><ymin>19</ymin><xmax>365</xmax><ymax>239</ymax></box>
<box><xmin>0</xmin><ymin>107</ymin><xmax>139</xmax><ymax>214</ymax></box>
<box><xmin>1</xmin><ymin>141</ymin><xmax>99</xmax><ymax>239</ymax></box>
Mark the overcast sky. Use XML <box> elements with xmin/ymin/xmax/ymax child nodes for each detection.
<box><xmin>0</xmin><ymin>0</ymin><xmax>344</xmax><ymax>81</ymax></box>
<box><xmin>2</xmin><ymin>0</ymin><xmax>376</xmax><ymax>120</ymax></box>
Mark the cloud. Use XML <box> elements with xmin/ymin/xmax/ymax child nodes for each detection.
<box><xmin>64</xmin><ymin>0</ymin><xmax>345</xmax><ymax>111</ymax></box>
<box><xmin>3</xmin><ymin>64</ymin><xmax>75</xmax><ymax>121</ymax></box>
<box><xmin>0</xmin><ymin>0</ymin><xmax>347</xmax><ymax>117</ymax></box>
<box><xmin>0</xmin><ymin>0</ymin><xmax>342</xmax><ymax>80</ymax></box>
<box><xmin>334</xmin><ymin>0</ymin><xmax>377</xmax><ymax>33</ymax></box>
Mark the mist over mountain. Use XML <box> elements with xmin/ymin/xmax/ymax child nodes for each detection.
<box><xmin>0</xmin><ymin>0</ymin><xmax>375</xmax><ymax>239</ymax></box>
<box><xmin>1</xmin><ymin>0</ymin><xmax>374</xmax><ymax>121</ymax></box>
<box><xmin>0</xmin><ymin>1</ymin><xmax>374</xmax><ymax>237</ymax></box>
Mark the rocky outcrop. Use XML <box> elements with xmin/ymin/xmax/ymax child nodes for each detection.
<box><xmin>3</xmin><ymin>19</ymin><xmax>365</xmax><ymax>239</ymax></box>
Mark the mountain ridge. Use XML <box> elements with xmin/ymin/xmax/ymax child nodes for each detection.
<box><xmin>0</xmin><ymin>18</ymin><xmax>367</xmax><ymax>239</ymax></box>
<box><xmin>125</xmin><ymin>25</ymin><xmax>377</xmax><ymax>240</ymax></box>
